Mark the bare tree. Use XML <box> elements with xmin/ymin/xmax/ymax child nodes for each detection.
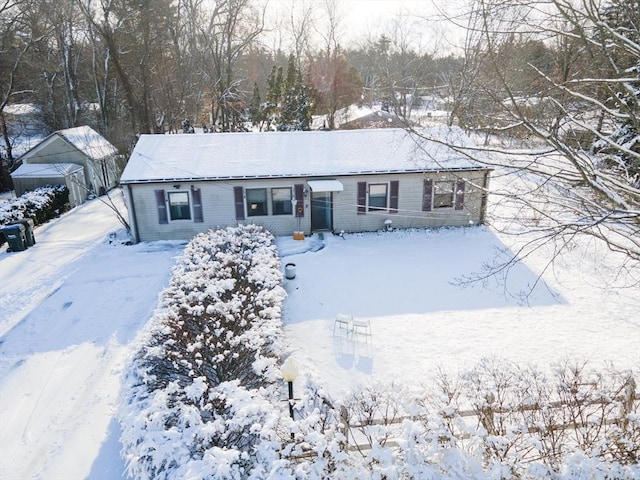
<box><xmin>309</xmin><ymin>0</ymin><xmax>360</xmax><ymax>130</ymax></box>
<box><xmin>196</xmin><ymin>0</ymin><xmax>267</xmax><ymax>131</ymax></box>
<box><xmin>0</xmin><ymin>0</ymin><xmax>45</xmax><ymax>188</ymax></box>
<box><xmin>427</xmin><ymin>0</ymin><xmax>640</xmax><ymax>285</ymax></box>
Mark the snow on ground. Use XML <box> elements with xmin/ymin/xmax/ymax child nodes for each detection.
<box><xmin>0</xmin><ymin>193</ymin><xmax>184</xmax><ymax>480</ymax></box>
<box><xmin>278</xmin><ymin>228</ymin><xmax>640</xmax><ymax>399</ymax></box>
<box><xmin>0</xmin><ymin>189</ymin><xmax>638</xmax><ymax>479</ymax></box>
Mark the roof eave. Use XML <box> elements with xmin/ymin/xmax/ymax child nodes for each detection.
<box><xmin>120</xmin><ymin>166</ymin><xmax>491</xmax><ymax>185</ymax></box>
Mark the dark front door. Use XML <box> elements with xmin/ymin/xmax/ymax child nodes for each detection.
<box><xmin>311</xmin><ymin>191</ymin><xmax>332</xmax><ymax>230</ymax></box>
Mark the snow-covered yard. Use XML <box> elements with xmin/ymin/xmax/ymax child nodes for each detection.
<box><xmin>279</xmin><ymin>227</ymin><xmax>640</xmax><ymax>399</ymax></box>
<box><xmin>0</xmin><ymin>193</ymin><xmax>184</xmax><ymax>479</ymax></box>
<box><xmin>0</xmin><ymin>190</ymin><xmax>638</xmax><ymax>479</ymax></box>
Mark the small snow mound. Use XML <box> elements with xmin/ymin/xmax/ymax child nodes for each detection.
<box><xmin>276</xmin><ymin>233</ymin><xmax>325</xmax><ymax>257</ymax></box>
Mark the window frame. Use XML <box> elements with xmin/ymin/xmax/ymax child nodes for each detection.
<box><xmin>433</xmin><ymin>180</ymin><xmax>455</xmax><ymax>209</ymax></box>
<box><xmin>246</xmin><ymin>188</ymin><xmax>268</xmax><ymax>217</ymax></box>
<box><xmin>368</xmin><ymin>183</ymin><xmax>389</xmax><ymax>211</ymax></box>
<box><xmin>271</xmin><ymin>187</ymin><xmax>293</xmax><ymax>215</ymax></box>
<box><xmin>167</xmin><ymin>191</ymin><xmax>192</xmax><ymax>220</ymax></box>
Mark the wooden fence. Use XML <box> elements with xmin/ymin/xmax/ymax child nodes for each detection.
<box><xmin>339</xmin><ymin>376</ymin><xmax>638</xmax><ymax>453</ymax></box>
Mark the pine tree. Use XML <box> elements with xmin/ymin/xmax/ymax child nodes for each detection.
<box><xmin>591</xmin><ymin>1</ymin><xmax>639</xmax><ymax>187</ymax></box>
<box><xmin>265</xmin><ymin>65</ymin><xmax>283</xmax><ymax>130</ymax></box>
<box><xmin>249</xmin><ymin>82</ymin><xmax>263</xmax><ymax>127</ymax></box>
<box><xmin>284</xmin><ymin>53</ymin><xmax>296</xmax><ymax>97</ymax></box>
<box><xmin>294</xmin><ymin>70</ymin><xmax>312</xmax><ymax>130</ymax></box>
<box><xmin>279</xmin><ymin>56</ymin><xmax>312</xmax><ymax>131</ymax></box>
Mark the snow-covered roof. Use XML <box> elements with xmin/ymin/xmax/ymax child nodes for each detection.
<box><xmin>11</xmin><ymin>163</ymin><xmax>83</xmax><ymax>178</ymax></box>
<box><xmin>121</xmin><ymin>127</ymin><xmax>486</xmax><ymax>184</ymax></box>
<box><xmin>57</xmin><ymin>126</ymin><xmax>118</xmax><ymax>160</ymax></box>
<box><xmin>3</xmin><ymin>103</ymin><xmax>41</xmax><ymax>115</ymax></box>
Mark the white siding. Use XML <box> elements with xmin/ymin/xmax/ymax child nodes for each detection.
<box><xmin>127</xmin><ymin>171</ymin><xmax>489</xmax><ymax>242</ymax></box>
<box><xmin>332</xmin><ymin>171</ymin><xmax>487</xmax><ymax>233</ymax></box>
<box><xmin>23</xmin><ymin>136</ymin><xmax>119</xmax><ymax>194</ymax></box>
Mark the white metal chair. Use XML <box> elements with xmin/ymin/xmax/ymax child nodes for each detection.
<box><xmin>334</xmin><ymin>313</ymin><xmax>353</xmax><ymax>336</ymax></box>
<box><xmin>351</xmin><ymin>318</ymin><xmax>371</xmax><ymax>340</ymax></box>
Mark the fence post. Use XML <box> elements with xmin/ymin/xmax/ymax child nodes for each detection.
<box><xmin>340</xmin><ymin>405</ymin><xmax>350</xmax><ymax>448</ymax></box>
<box><xmin>480</xmin><ymin>392</ymin><xmax>496</xmax><ymax>436</ymax></box>
<box><xmin>620</xmin><ymin>375</ymin><xmax>636</xmax><ymax>430</ymax></box>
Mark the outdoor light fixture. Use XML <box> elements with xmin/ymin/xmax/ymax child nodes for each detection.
<box><xmin>173</xmin><ymin>184</ymin><xmax>181</xmax><ymax>189</ymax></box>
<box><xmin>303</xmin><ymin>187</ymin><xmax>308</xmax><ymax>197</ymax></box>
<box><xmin>281</xmin><ymin>357</ymin><xmax>299</xmax><ymax>421</ymax></box>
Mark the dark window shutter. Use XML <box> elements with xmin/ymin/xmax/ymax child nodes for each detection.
<box><xmin>357</xmin><ymin>182</ymin><xmax>367</xmax><ymax>214</ymax></box>
<box><xmin>422</xmin><ymin>179</ymin><xmax>433</xmax><ymax>212</ymax></box>
<box><xmin>294</xmin><ymin>184</ymin><xmax>304</xmax><ymax>217</ymax></box>
<box><xmin>155</xmin><ymin>189</ymin><xmax>168</xmax><ymax>224</ymax></box>
<box><xmin>389</xmin><ymin>180</ymin><xmax>399</xmax><ymax>213</ymax></box>
<box><xmin>191</xmin><ymin>187</ymin><xmax>203</xmax><ymax>222</ymax></box>
<box><xmin>454</xmin><ymin>180</ymin><xmax>466</xmax><ymax>210</ymax></box>
<box><xmin>234</xmin><ymin>186</ymin><xmax>245</xmax><ymax>220</ymax></box>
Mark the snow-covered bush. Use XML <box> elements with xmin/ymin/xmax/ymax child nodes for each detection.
<box><xmin>339</xmin><ymin>359</ymin><xmax>639</xmax><ymax>479</ymax></box>
<box><xmin>0</xmin><ymin>184</ymin><xmax>68</xmax><ymax>225</ymax></box>
<box><xmin>0</xmin><ymin>185</ymin><xmax>69</xmax><ymax>245</ymax></box>
<box><xmin>118</xmin><ymin>226</ymin><xmax>639</xmax><ymax>479</ymax></box>
<box><xmin>119</xmin><ymin>225</ymin><xmax>288</xmax><ymax>479</ymax></box>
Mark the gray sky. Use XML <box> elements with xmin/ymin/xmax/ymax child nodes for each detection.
<box><xmin>265</xmin><ymin>0</ymin><xmax>465</xmax><ymax>55</ymax></box>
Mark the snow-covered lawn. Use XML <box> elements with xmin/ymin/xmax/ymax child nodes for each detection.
<box><xmin>0</xmin><ymin>190</ymin><xmax>638</xmax><ymax>479</ymax></box>
<box><xmin>279</xmin><ymin>228</ymin><xmax>640</xmax><ymax>399</ymax></box>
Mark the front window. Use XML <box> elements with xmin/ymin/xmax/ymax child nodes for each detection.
<box><xmin>368</xmin><ymin>183</ymin><xmax>388</xmax><ymax>211</ymax></box>
<box><xmin>272</xmin><ymin>187</ymin><xmax>293</xmax><ymax>215</ymax></box>
<box><xmin>434</xmin><ymin>181</ymin><xmax>454</xmax><ymax>208</ymax></box>
<box><xmin>168</xmin><ymin>191</ymin><xmax>191</xmax><ymax>220</ymax></box>
<box><xmin>246</xmin><ymin>188</ymin><xmax>268</xmax><ymax>216</ymax></box>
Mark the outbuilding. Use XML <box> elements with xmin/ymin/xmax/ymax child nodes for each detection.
<box><xmin>10</xmin><ymin>163</ymin><xmax>87</xmax><ymax>207</ymax></box>
<box><xmin>121</xmin><ymin>127</ymin><xmax>491</xmax><ymax>243</ymax></box>
<box><xmin>16</xmin><ymin>126</ymin><xmax>120</xmax><ymax>198</ymax></box>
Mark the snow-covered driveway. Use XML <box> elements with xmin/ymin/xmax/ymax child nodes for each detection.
<box><xmin>0</xmin><ymin>193</ymin><xmax>183</xmax><ymax>480</ymax></box>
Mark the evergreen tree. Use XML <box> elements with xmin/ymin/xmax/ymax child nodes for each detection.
<box><xmin>279</xmin><ymin>58</ymin><xmax>312</xmax><ymax>131</ymax></box>
<box><xmin>249</xmin><ymin>82</ymin><xmax>263</xmax><ymax>127</ymax></box>
<box><xmin>284</xmin><ymin>53</ymin><xmax>296</xmax><ymax>96</ymax></box>
<box><xmin>592</xmin><ymin>1</ymin><xmax>639</xmax><ymax>187</ymax></box>
<box><xmin>294</xmin><ymin>72</ymin><xmax>313</xmax><ymax>131</ymax></box>
<box><xmin>265</xmin><ymin>65</ymin><xmax>283</xmax><ymax>130</ymax></box>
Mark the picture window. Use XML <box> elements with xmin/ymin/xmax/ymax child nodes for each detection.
<box><xmin>434</xmin><ymin>181</ymin><xmax>454</xmax><ymax>208</ymax></box>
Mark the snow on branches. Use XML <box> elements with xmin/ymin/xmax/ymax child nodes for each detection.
<box><xmin>0</xmin><ymin>184</ymin><xmax>68</xmax><ymax>226</ymax></box>
<box><xmin>119</xmin><ymin>225</ymin><xmax>287</xmax><ymax>479</ymax></box>
<box><xmin>117</xmin><ymin>225</ymin><xmax>639</xmax><ymax>479</ymax></box>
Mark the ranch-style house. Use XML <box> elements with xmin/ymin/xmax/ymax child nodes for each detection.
<box><xmin>120</xmin><ymin>128</ymin><xmax>491</xmax><ymax>243</ymax></box>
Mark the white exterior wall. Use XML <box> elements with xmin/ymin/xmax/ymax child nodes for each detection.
<box><xmin>126</xmin><ymin>179</ymin><xmax>312</xmax><ymax>243</ymax></box>
<box><xmin>334</xmin><ymin>171</ymin><xmax>488</xmax><ymax>233</ymax></box>
<box><xmin>125</xmin><ymin>170</ymin><xmax>489</xmax><ymax>242</ymax></box>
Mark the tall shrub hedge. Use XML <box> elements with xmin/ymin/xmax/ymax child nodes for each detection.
<box><xmin>0</xmin><ymin>185</ymin><xmax>69</xmax><ymax>246</ymax></box>
<box><xmin>119</xmin><ymin>225</ymin><xmax>287</xmax><ymax>480</ymax></box>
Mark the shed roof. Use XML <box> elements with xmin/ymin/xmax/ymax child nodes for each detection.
<box><xmin>18</xmin><ymin>126</ymin><xmax>117</xmax><ymax>162</ymax></box>
<box><xmin>11</xmin><ymin>163</ymin><xmax>83</xmax><ymax>178</ymax></box>
<box><xmin>57</xmin><ymin>126</ymin><xmax>118</xmax><ymax>160</ymax></box>
<box><xmin>121</xmin><ymin>127</ymin><xmax>487</xmax><ymax>184</ymax></box>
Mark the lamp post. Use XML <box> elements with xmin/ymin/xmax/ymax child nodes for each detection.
<box><xmin>280</xmin><ymin>357</ymin><xmax>299</xmax><ymax>421</ymax></box>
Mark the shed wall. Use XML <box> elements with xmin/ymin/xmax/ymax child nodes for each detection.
<box><xmin>12</xmin><ymin>176</ymin><xmax>66</xmax><ymax>197</ymax></box>
<box><xmin>24</xmin><ymin>137</ymin><xmax>118</xmax><ymax>193</ymax></box>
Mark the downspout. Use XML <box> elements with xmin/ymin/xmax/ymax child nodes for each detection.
<box><xmin>126</xmin><ymin>184</ymin><xmax>140</xmax><ymax>243</ymax></box>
